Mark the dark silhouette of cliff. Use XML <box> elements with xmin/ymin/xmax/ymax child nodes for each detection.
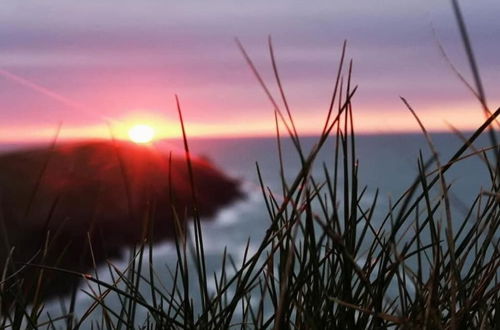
<box><xmin>0</xmin><ymin>140</ymin><xmax>243</xmax><ymax>310</ymax></box>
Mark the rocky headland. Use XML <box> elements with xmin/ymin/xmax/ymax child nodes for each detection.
<box><xmin>0</xmin><ymin>140</ymin><xmax>243</xmax><ymax>309</ymax></box>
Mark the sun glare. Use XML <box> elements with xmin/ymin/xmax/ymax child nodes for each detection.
<box><xmin>128</xmin><ymin>124</ymin><xmax>155</xmax><ymax>143</ymax></box>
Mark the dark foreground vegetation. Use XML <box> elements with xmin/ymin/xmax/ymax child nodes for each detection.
<box><xmin>1</xmin><ymin>2</ymin><xmax>499</xmax><ymax>329</ymax></box>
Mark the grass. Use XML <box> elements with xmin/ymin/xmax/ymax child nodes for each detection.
<box><xmin>1</xmin><ymin>2</ymin><xmax>500</xmax><ymax>329</ymax></box>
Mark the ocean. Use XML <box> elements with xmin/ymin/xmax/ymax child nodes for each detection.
<box><xmin>1</xmin><ymin>132</ymin><xmax>494</xmax><ymax>326</ymax></box>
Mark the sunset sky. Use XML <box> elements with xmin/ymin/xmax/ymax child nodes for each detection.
<box><xmin>0</xmin><ymin>0</ymin><xmax>498</xmax><ymax>141</ymax></box>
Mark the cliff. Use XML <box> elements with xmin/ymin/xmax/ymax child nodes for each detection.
<box><xmin>0</xmin><ymin>140</ymin><xmax>243</xmax><ymax>308</ymax></box>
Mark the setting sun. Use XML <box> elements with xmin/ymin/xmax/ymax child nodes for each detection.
<box><xmin>128</xmin><ymin>124</ymin><xmax>155</xmax><ymax>143</ymax></box>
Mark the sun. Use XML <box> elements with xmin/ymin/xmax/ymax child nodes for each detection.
<box><xmin>128</xmin><ymin>124</ymin><xmax>156</xmax><ymax>144</ymax></box>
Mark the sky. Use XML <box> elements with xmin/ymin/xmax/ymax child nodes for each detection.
<box><xmin>0</xmin><ymin>0</ymin><xmax>498</xmax><ymax>141</ymax></box>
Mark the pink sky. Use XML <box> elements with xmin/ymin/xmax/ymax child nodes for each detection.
<box><xmin>0</xmin><ymin>0</ymin><xmax>498</xmax><ymax>142</ymax></box>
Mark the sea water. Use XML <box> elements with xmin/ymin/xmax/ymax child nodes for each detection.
<box><xmin>1</xmin><ymin>133</ymin><xmax>494</xmax><ymax>327</ymax></box>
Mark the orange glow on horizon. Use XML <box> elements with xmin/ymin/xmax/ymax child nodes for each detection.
<box><xmin>0</xmin><ymin>103</ymin><xmax>496</xmax><ymax>144</ymax></box>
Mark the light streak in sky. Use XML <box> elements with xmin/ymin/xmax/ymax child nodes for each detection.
<box><xmin>0</xmin><ymin>67</ymin><xmax>116</xmax><ymax>123</ymax></box>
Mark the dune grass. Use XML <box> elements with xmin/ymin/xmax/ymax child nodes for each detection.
<box><xmin>1</xmin><ymin>2</ymin><xmax>500</xmax><ymax>329</ymax></box>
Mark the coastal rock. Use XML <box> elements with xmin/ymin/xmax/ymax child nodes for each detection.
<box><xmin>0</xmin><ymin>140</ymin><xmax>243</xmax><ymax>308</ymax></box>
